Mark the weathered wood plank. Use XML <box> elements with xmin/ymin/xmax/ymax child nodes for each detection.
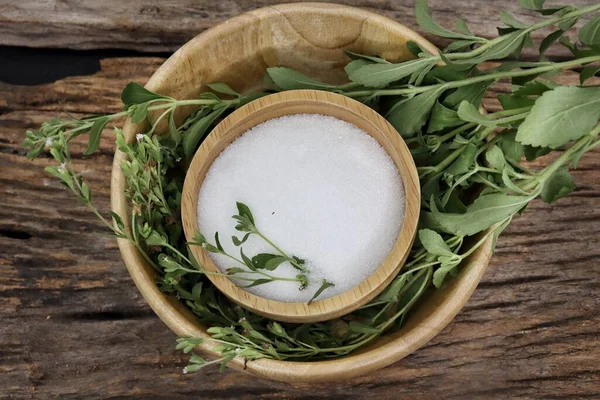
<box><xmin>1</xmin><ymin>0</ymin><xmax>596</xmax><ymax>58</ymax></box>
<box><xmin>1</xmin><ymin>57</ymin><xmax>599</xmax><ymax>399</ymax></box>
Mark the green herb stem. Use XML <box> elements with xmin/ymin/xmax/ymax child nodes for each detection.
<box><xmin>523</xmin><ymin>124</ymin><xmax>600</xmax><ymax>191</ymax></box>
<box><xmin>446</xmin><ymin>4</ymin><xmax>600</xmax><ymax>61</ymax></box>
<box><xmin>254</xmin><ymin>231</ymin><xmax>309</xmax><ymax>273</ymax></box>
<box><xmin>344</xmin><ymin>55</ymin><xmax>600</xmax><ymax>99</ymax></box>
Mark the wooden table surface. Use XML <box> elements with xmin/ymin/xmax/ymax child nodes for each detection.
<box><xmin>1</xmin><ymin>1</ymin><xmax>599</xmax><ymax>399</ymax></box>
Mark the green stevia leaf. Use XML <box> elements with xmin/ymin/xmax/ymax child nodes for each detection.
<box><xmin>523</xmin><ymin>145</ymin><xmax>552</xmax><ymax>161</ymax></box>
<box><xmin>458</xmin><ymin>101</ymin><xmax>526</xmax><ymax>127</ymax></box>
<box><xmin>580</xmin><ymin>66</ymin><xmax>600</xmax><ymax>84</ymax></box>
<box><xmin>344</xmin><ymin>59</ymin><xmax>371</xmax><ymax>76</ymax></box>
<box><xmin>307</xmin><ymin>280</ymin><xmax>335</xmax><ymax>305</ymax></box>
<box><xmin>84</xmin><ymin>117</ymin><xmax>109</xmax><ymax>155</ymax></box>
<box><xmin>524</xmin><ymin>33</ymin><xmax>535</xmax><ymax>48</ymax></box>
<box><xmin>248</xmin><ymin>329</ymin><xmax>272</xmax><ymax>343</ymax></box>
<box><xmin>498</xmin><ymin>131</ymin><xmax>524</xmax><ymax>163</ymax></box>
<box><xmin>207</xmin><ymin>82</ymin><xmax>240</xmax><ymax>97</ymax></box>
<box><xmin>406</xmin><ymin>41</ymin><xmax>424</xmax><ymax>57</ymax></box>
<box><xmin>410</xmin><ymin>62</ymin><xmax>435</xmax><ymax>86</ymax></box>
<box><xmin>444</xmin><ymin>81</ymin><xmax>492</xmax><ymax>109</ymax></box>
<box><xmin>192</xmin><ymin>231</ymin><xmax>206</xmax><ymax>245</ymax></box>
<box><xmin>559</xmin><ymin>36</ymin><xmax>597</xmax><ymax>58</ymax></box>
<box><xmin>226</xmin><ymin>267</ymin><xmax>246</xmax><ymax>276</ymax></box>
<box><xmin>445</xmin><ymin>40</ymin><xmax>478</xmax><ymax>52</ymax></box>
<box><xmin>513</xmin><ymin>80</ymin><xmax>555</xmax><ymax>96</ymax></box>
<box><xmin>500</xmin><ymin>11</ymin><xmax>528</xmax><ymax>29</ymax></box>
<box><xmin>502</xmin><ymin>168</ymin><xmax>530</xmax><ymax>195</ymax></box>
<box><xmin>387</xmin><ymin>89</ymin><xmax>443</xmax><ymax>138</ymax></box>
<box><xmin>264</xmin><ymin>257</ymin><xmax>287</xmax><ymax>271</ymax></box>
<box><xmin>444</xmin><ymin>191</ymin><xmax>468</xmax><ymax>213</ymax></box>
<box><xmin>497</xmin><ymin>26</ymin><xmax>520</xmax><ymax>37</ymax></box>
<box><xmin>183</xmin><ymin>106</ymin><xmax>227</xmax><ymax>159</ymax></box>
<box><xmin>252</xmin><ymin>253</ymin><xmax>286</xmax><ymax>271</ymax></box>
<box><xmin>397</xmin><ymin>268</ymin><xmax>431</xmax><ymax>312</ymax></box>
<box><xmin>456</xmin><ymin>101</ymin><xmax>492</xmax><ymax>125</ymax></box>
<box><xmin>558</xmin><ymin>17</ymin><xmax>578</xmax><ymax>32</ymax></box>
<box><xmin>242</xmin><ymin>278</ymin><xmax>273</xmax><ymax>289</ymax></box>
<box><xmin>203</xmin><ymin>242</ymin><xmax>220</xmax><ymax>254</ymax></box>
<box><xmin>266</xmin><ymin>67</ymin><xmax>335</xmax><ymax>90</ymax></box>
<box><xmin>572</xmin><ymin>138</ymin><xmax>593</xmax><ymax>168</ymax></box>
<box><xmin>498</xmin><ymin>94</ymin><xmax>535</xmax><ymax>110</ymax></box>
<box><xmin>433</xmin><ymin>257</ymin><xmax>460</xmax><ymax>288</ymax></box>
<box><xmin>214</xmin><ymin>232</ymin><xmax>224</xmax><ymax>252</ymax></box>
<box><xmin>231</xmin><ymin>233</ymin><xmax>251</xmax><ymax>246</ymax></box>
<box><xmin>130</xmin><ymin>103</ymin><xmax>149</xmax><ymax>124</ymax></box>
<box><xmin>513</xmin><ymin>69</ymin><xmax>547</xmax><ymax>86</ymax></box>
<box><xmin>491</xmin><ymin>61</ymin><xmax>550</xmax><ymax>72</ymax></box>
<box><xmin>268</xmin><ymin>322</ymin><xmax>288</xmax><ymax>338</ymax></box>
<box><xmin>292</xmin><ymin>256</ymin><xmax>306</xmax><ymax>266</ymax></box>
<box><xmin>485</xmin><ymin>145</ymin><xmax>506</xmax><ymax>170</ymax></box>
<box><xmin>343</xmin><ymin>50</ymin><xmax>389</xmax><ymax>63</ymax></box>
<box><xmin>236</xmin><ymin>202</ymin><xmax>255</xmax><ymax>225</ymax></box>
<box><xmin>108</xmin><ymin>211</ymin><xmax>125</xmax><ymax>230</ymax></box>
<box><xmin>541</xmin><ymin>167</ymin><xmax>576</xmax><ymax>203</ymax></box>
<box><xmin>219</xmin><ymin>354</ymin><xmax>237</xmax><ymax>373</ymax></box>
<box><xmin>121</xmin><ymin>82</ymin><xmax>167</xmax><ymax>107</ymax></box>
<box><xmin>430</xmin><ymin>193</ymin><xmax>532</xmax><ymax>236</ymax></box>
<box><xmin>427</xmin><ymin>101</ymin><xmax>464</xmax><ymax>133</ymax></box>
<box><xmin>158</xmin><ymin>254</ymin><xmax>183</xmax><ymax>273</ymax></box>
<box><xmin>377</xmin><ymin>275</ymin><xmax>408</xmax><ymax>302</ymax></box>
<box><xmin>415</xmin><ymin>0</ymin><xmax>478</xmax><ymax>40</ymax></box>
<box><xmin>421</xmin><ymin>173</ymin><xmax>442</xmax><ymax>203</ymax></box>
<box><xmin>446</xmin><ymin>143</ymin><xmax>477</xmax><ymax>175</ymax></box>
<box><xmin>455</xmin><ymin>17</ymin><xmax>474</xmax><ymax>36</ymax></box>
<box><xmin>168</xmin><ymin>111</ymin><xmax>181</xmax><ymax>146</ymax></box>
<box><xmin>491</xmin><ymin>217</ymin><xmax>512</xmax><ymax>252</ymax></box>
<box><xmin>426</xmin><ymin>63</ymin><xmax>473</xmax><ymax>83</ymax></box>
<box><xmin>518</xmin><ymin>0</ymin><xmax>546</xmax><ymax>10</ymax></box>
<box><xmin>454</xmin><ymin>31</ymin><xmax>526</xmax><ymax>64</ymax></box>
<box><xmin>516</xmin><ymin>86</ymin><xmax>600</xmax><ymax>149</ymax></box>
<box><xmin>349</xmin><ymin>58</ymin><xmax>435</xmax><ymax>88</ymax></box>
<box><xmin>539</xmin><ymin>30</ymin><xmax>564</xmax><ymax>58</ymax></box>
<box><xmin>579</xmin><ymin>15</ymin><xmax>600</xmax><ymax>46</ymax></box>
<box><xmin>240</xmin><ymin>248</ymin><xmax>256</xmax><ymax>271</ymax></box>
<box><xmin>348</xmin><ymin>321</ymin><xmax>382</xmax><ymax>335</ymax></box>
<box><xmin>145</xmin><ymin>231</ymin><xmax>168</xmax><ymax>246</ymax></box>
<box><xmin>198</xmin><ymin>92</ymin><xmax>220</xmax><ymax>101</ymax></box>
<box><xmin>538</xmin><ymin>6</ymin><xmax>574</xmax><ymax>16</ymax></box>
<box><xmin>80</xmin><ymin>182</ymin><xmax>91</xmax><ymax>201</ymax></box>
<box><xmin>191</xmin><ymin>282</ymin><xmax>203</xmax><ymax>301</ymax></box>
<box><xmin>419</xmin><ymin>229</ymin><xmax>454</xmax><ymax>257</ymax></box>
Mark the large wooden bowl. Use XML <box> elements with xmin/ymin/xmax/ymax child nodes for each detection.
<box><xmin>111</xmin><ymin>2</ymin><xmax>493</xmax><ymax>382</ymax></box>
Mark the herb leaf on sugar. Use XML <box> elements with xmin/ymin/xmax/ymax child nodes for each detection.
<box><xmin>188</xmin><ymin>203</ymin><xmax>322</xmax><ymax>294</ymax></box>
<box><xmin>23</xmin><ymin>0</ymin><xmax>600</xmax><ymax>374</ymax></box>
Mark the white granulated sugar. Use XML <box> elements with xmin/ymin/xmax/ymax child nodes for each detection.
<box><xmin>197</xmin><ymin>114</ymin><xmax>405</xmax><ymax>302</ymax></box>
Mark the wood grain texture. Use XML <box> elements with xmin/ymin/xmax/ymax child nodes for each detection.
<box><xmin>1</xmin><ymin>55</ymin><xmax>600</xmax><ymax>399</ymax></box>
<box><xmin>1</xmin><ymin>1</ymin><xmax>600</xmax><ymax>398</ymax></box>
<box><xmin>0</xmin><ymin>0</ymin><xmax>597</xmax><ymax>60</ymax></box>
<box><xmin>182</xmin><ymin>90</ymin><xmax>421</xmax><ymax>323</ymax></box>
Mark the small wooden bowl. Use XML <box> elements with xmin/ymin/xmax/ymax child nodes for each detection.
<box><xmin>111</xmin><ymin>3</ymin><xmax>494</xmax><ymax>381</ymax></box>
<box><xmin>181</xmin><ymin>90</ymin><xmax>420</xmax><ymax>323</ymax></box>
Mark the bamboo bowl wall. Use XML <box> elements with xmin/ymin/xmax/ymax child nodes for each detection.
<box><xmin>111</xmin><ymin>2</ymin><xmax>493</xmax><ymax>382</ymax></box>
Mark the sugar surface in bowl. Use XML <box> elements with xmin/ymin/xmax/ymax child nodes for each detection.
<box><xmin>197</xmin><ymin>114</ymin><xmax>405</xmax><ymax>302</ymax></box>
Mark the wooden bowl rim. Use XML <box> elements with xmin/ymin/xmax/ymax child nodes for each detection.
<box><xmin>181</xmin><ymin>89</ymin><xmax>421</xmax><ymax>323</ymax></box>
<box><xmin>110</xmin><ymin>2</ymin><xmax>493</xmax><ymax>382</ymax></box>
